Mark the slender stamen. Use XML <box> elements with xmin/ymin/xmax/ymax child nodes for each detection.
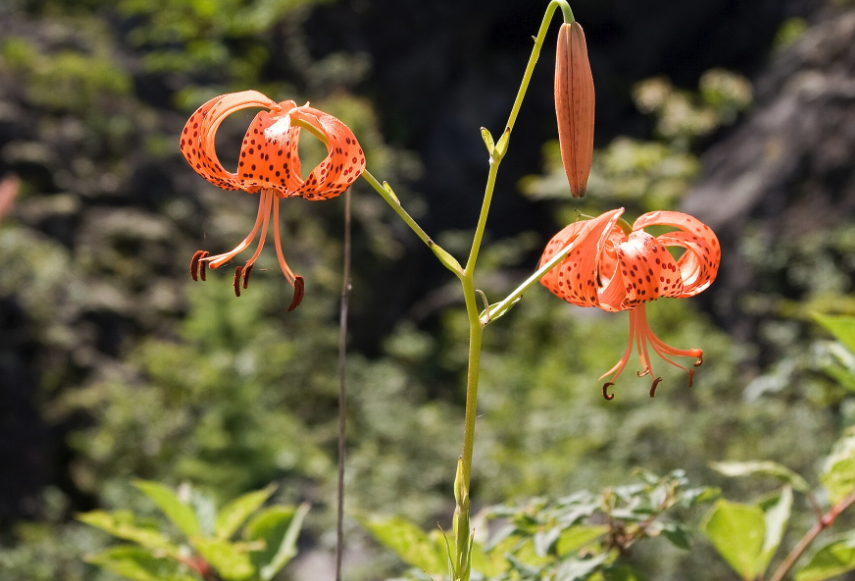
<box><xmin>198</xmin><ymin>251</ymin><xmax>210</xmax><ymax>281</ymax></box>
<box><xmin>205</xmin><ymin>191</ymin><xmax>270</xmax><ymax>269</ymax></box>
<box><xmin>598</xmin><ymin>307</ymin><xmax>638</xmax><ymax>385</ymax></box>
<box><xmin>273</xmin><ymin>196</ymin><xmax>297</xmax><ymax>284</ymax></box>
<box><xmin>634</xmin><ymin>307</ymin><xmax>654</xmax><ymax>379</ymax></box>
<box><xmin>241</xmin><ymin>191</ymin><xmax>274</xmax><ymax>269</ymax></box>
<box><xmin>636</xmin><ymin>303</ymin><xmax>700</xmax><ymax>388</ymax></box>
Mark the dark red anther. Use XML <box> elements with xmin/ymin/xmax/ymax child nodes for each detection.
<box><xmin>287</xmin><ymin>276</ymin><xmax>304</xmax><ymax>312</ymax></box>
<box><xmin>242</xmin><ymin>264</ymin><xmax>253</xmax><ymax>289</ymax></box>
<box><xmin>198</xmin><ymin>251</ymin><xmax>209</xmax><ymax>281</ymax></box>
<box><xmin>233</xmin><ymin>265</ymin><xmax>243</xmax><ymax>297</ymax></box>
<box><xmin>190</xmin><ymin>250</ymin><xmax>206</xmax><ymax>281</ymax></box>
<box><xmin>602</xmin><ymin>382</ymin><xmax>615</xmax><ymax>401</ymax></box>
<box><xmin>649</xmin><ymin>377</ymin><xmax>663</xmax><ymax>398</ymax></box>
<box><xmin>688</xmin><ymin>369</ymin><xmax>695</xmax><ymax>388</ymax></box>
<box><xmin>694</xmin><ymin>353</ymin><xmax>704</xmax><ymax>367</ymax></box>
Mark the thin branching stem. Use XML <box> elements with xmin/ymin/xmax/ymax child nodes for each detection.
<box><xmin>768</xmin><ymin>488</ymin><xmax>855</xmax><ymax>581</ymax></box>
<box><xmin>335</xmin><ymin>189</ymin><xmax>352</xmax><ymax>581</ymax></box>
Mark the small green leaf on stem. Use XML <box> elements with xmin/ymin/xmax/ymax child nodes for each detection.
<box><xmin>382</xmin><ymin>181</ymin><xmax>399</xmax><ymax>204</ymax></box>
<box><xmin>480</xmin><ymin>127</ymin><xmax>495</xmax><ymax>154</ymax></box>
<box><xmin>495</xmin><ymin>127</ymin><xmax>511</xmax><ymax>159</ymax></box>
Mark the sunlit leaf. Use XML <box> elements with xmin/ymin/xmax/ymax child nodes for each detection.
<box><xmin>215</xmin><ymin>485</ymin><xmax>277</xmax><ymax>540</ymax></box>
<box><xmin>555</xmin><ymin>552</ymin><xmax>610</xmax><ymax>581</ymax></box>
<box><xmin>190</xmin><ymin>537</ymin><xmax>254</xmax><ymax>581</ymax></box>
<box><xmin>710</xmin><ymin>461</ymin><xmax>811</xmax><ymax>494</ymax></box>
<box><xmin>77</xmin><ymin>510</ymin><xmax>181</xmax><ymax>559</ymax></box>
<box><xmin>356</xmin><ymin>514</ymin><xmax>446</xmax><ymax>575</ymax></box>
<box><xmin>85</xmin><ymin>545</ymin><xmax>196</xmax><ymax>581</ymax></box>
<box><xmin>821</xmin><ymin>428</ymin><xmax>855</xmax><ymax>503</ymax></box>
<box><xmin>814</xmin><ymin>314</ymin><xmax>855</xmax><ymax>355</ymax></box>
<box><xmin>701</xmin><ymin>499</ymin><xmax>766</xmax><ymax>580</ymax></box>
<box><xmin>796</xmin><ymin>531</ymin><xmax>855</xmax><ymax>581</ymax></box>
<box><xmin>556</xmin><ymin>525</ymin><xmax>609</xmax><ymax>556</ymax></box>
<box><xmin>757</xmin><ymin>487</ymin><xmax>793</xmax><ymax>576</ymax></box>
<box><xmin>244</xmin><ymin>503</ymin><xmax>310</xmax><ymax>581</ymax></box>
<box><xmin>133</xmin><ymin>481</ymin><xmax>200</xmax><ymax>538</ymax></box>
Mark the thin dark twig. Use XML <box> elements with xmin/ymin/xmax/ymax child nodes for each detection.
<box><xmin>336</xmin><ymin>189</ymin><xmax>352</xmax><ymax>581</ymax></box>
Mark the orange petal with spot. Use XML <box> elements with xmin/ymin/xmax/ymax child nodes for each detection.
<box><xmin>289</xmin><ymin>106</ymin><xmax>367</xmax><ymax>201</ymax></box>
<box><xmin>614</xmin><ymin>231</ymin><xmax>684</xmax><ymax>310</ymax></box>
<box><xmin>180</xmin><ymin>91</ymin><xmax>277</xmax><ymax>192</ymax></box>
<box><xmin>539</xmin><ymin>208</ymin><xmax>623</xmax><ymax>307</ymax></box>
<box><xmin>554</xmin><ymin>22</ymin><xmax>595</xmax><ymax>199</ymax></box>
<box><xmin>237</xmin><ymin>107</ymin><xmax>303</xmax><ymax>195</ymax></box>
<box><xmin>632</xmin><ymin>211</ymin><xmax>720</xmax><ymax>297</ymax></box>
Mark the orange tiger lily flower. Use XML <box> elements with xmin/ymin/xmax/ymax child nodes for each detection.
<box><xmin>180</xmin><ymin>90</ymin><xmax>366</xmax><ymax>310</ymax></box>
<box><xmin>539</xmin><ymin>208</ymin><xmax>720</xmax><ymax>399</ymax></box>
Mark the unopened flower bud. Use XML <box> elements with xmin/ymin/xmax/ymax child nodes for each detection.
<box><xmin>554</xmin><ymin>22</ymin><xmax>595</xmax><ymax>198</ymax></box>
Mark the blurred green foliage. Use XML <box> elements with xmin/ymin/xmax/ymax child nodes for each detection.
<box><xmin>79</xmin><ymin>481</ymin><xmax>309</xmax><ymax>581</ymax></box>
<box><xmin>1</xmin><ymin>1</ymin><xmax>855</xmax><ymax>581</ymax></box>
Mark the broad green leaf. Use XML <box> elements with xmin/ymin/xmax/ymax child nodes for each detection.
<box><xmin>604</xmin><ymin>565</ymin><xmax>648</xmax><ymax>581</ymax></box>
<box><xmin>555</xmin><ymin>552</ymin><xmax>610</xmax><ymax>581</ymax></box>
<box><xmin>701</xmin><ymin>499</ymin><xmax>766</xmax><ymax>580</ymax></box>
<box><xmin>756</xmin><ymin>486</ymin><xmax>793</xmax><ymax>577</ymax></box>
<box><xmin>556</xmin><ymin>525</ymin><xmax>609</xmax><ymax>556</ymax></box>
<box><xmin>85</xmin><ymin>545</ymin><xmax>196</xmax><ymax>581</ymax></box>
<box><xmin>470</xmin><ymin>539</ymin><xmax>507</xmax><ymax>577</ymax></box>
<box><xmin>534</xmin><ymin>527</ymin><xmax>563</xmax><ymax>557</ymax></box>
<box><xmin>814</xmin><ymin>313</ymin><xmax>855</xmax><ymax>355</ymax></box>
<box><xmin>356</xmin><ymin>514</ymin><xmax>446</xmax><ymax>575</ymax></box>
<box><xmin>660</xmin><ymin>522</ymin><xmax>691</xmax><ymax>550</ymax></box>
<box><xmin>245</xmin><ymin>503</ymin><xmax>310</xmax><ymax>581</ymax></box>
<box><xmin>77</xmin><ymin>510</ymin><xmax>181</xmax><ymax>559</ymax></box>
<box><xmin>215</xmin><ymin>485</ymin><xmax>276</xmax><ymax>540</ymax></box>
<box><xmin>821</xmin><ymin>428</ymin><xmax>855</xmax><ymax>503</ymax></box>
<box><xmin>796</xmin><ymin>531</ymin><xmax>855</xmax><ymax>581</ymax></box>
<box><xmin>190</xmin><ymin>537</ymin><xmax>254</xmax><ymax>581</ymax></box>
<box><xmin>710</xmin><ymin>461</ymin><xmax>811</xmax><ymax>494</ymax></box>
<box><xmin>133</xmin><ymin>481</ymin><xmax>200</xmax><ymax>538</ymax></box>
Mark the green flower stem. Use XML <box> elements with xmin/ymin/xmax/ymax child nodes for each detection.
<box><xmin>454</xmin><ymin>3</ymin><xmax>574</xmax><ymax>575</ymax></box>
<box><xmin>481</xmin><ymin>230</ymin><xmax>579</xmax><ymax>324</ymax></box>
<box><xmin>503</xmin><ymin>0</ymin><xmax>574</xmax><ymax>143</ymax></box>
<box><xmin>361</xmin><ymin>170</ymin><xmax>464</xmax><ymax>277</ymax></box>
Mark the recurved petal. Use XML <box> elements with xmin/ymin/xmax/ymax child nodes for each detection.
<box><xmin>539</xmin><ymin>208</ymin><xmax>623</xmax><ymax>307</ymax></box>
<box><xmin>236</xmin><ymin>106</ymin><xmax>303</xmax><ymax>195</ymax></box>
<box><xmin>632</xmin><ymin>211</ymin><xmax>720</xmax><ymax>297</ymax></box>
<box><xmin>554</xmin><ymin>22</ymin><xmax>595</xmax><ymax>198</ymax></box>
<box><xmin>614</xmin><ymin>231</ymin><xmax>684</xmax><ymax>310</ymax></box>
<box><xmin>180</xmin><ymin>90</ymin><xmax>277</xmax><ymax>191</ymax></box>
<box><xmin>288</xmin><ymin>106</ymin><xmax>366</xmax><ymax>201</ymax></box>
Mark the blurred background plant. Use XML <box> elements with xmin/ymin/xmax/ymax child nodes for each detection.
<box><xmin>2</xmin><ymin>0</ymin><xmax>855</xmax><ymax>579</ymax></box>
